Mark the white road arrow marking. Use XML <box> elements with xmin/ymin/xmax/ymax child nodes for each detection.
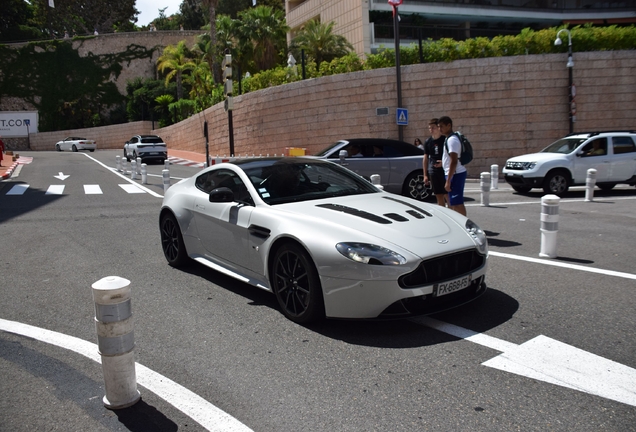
<box><xmin>414</xmin><ymin>317</ymin><xmax>636</xmax><ymax>407</ymax></box>
<box><xmin>54</xmin><ymin>172</ymin><xmax>70</xmax><ymax>180</ymax></box>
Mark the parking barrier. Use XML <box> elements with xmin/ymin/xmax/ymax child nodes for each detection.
<box><xmin>480</xmin><ymin>172</ymin><xmax>491</xmax><ymax>206</ymax></box>
<box><xmin>115</xmin><ymin>155</ymin><xmax>121</xmax><ymax>172</ymax></box>
<box><xmin>136</xmin><ymin>158</ymin><xmax>142</xmax><ymax>175</ymax></box>
<box><xmin>491</xmin><ymin>164</ymin><xmax>499</xmax><ymax>189</ymax></box>
<box><xmin>585</xmin><ymin>168</ymin><xmax>597</xmax><ymax>202</ymax></box>
<box><xmin>121</xmin><ymin>158</ymin><xmax>127</xmax><ymax>175</ymax></box>
<box><xmin>370</xmin><ymin>174</ymin><xmax>384</xmax><ymax>190</ymax></box>
<box><xmin>539</xmin><ymin>194</ymin><xmax>560</xmax><ymax>258</ymax></box>
<box><xmin>91</xmin><ymin>276</ymin><xmax>140</xmax><ymax>409</ymax></box>
<box><xmin>130</xmin><ymin>160</ymin><xmax>137</xmax><ymax>180</ymax></box>
<box><xmin>141</xmin><ymin>163</ymin><xmax>147</xmax><ymax>184</ymax></box>
<box><xmin>164</xmin><ymin>159</ymin><xmax>170</xmax><ymax>171</ymax></box>
<box><xmin>162</xmin><ymin>169</ymin><xmax>170</xmax><ymax>192</ymax></box>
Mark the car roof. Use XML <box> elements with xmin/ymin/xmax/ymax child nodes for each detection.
<box><xmin>566</xmin><ymin>130</ymin><xmax>636</xmax><ymax>138</ymax></box>
<box><xmin>336</xmin><ymin>138</ymin><xmax>424</xmax><ymax>156</ymax></box>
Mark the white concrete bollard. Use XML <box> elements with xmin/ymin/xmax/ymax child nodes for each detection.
<box><xmin>480</xmin><ymin>172</ymin><xmax>491</xmax><ymax>207</ymax></box>
<box><xmin>164</xmin><ymin>159</ymin><xmax>170</xmax><ymax>170</ymax></box>
<box><xmin>136</xmin><ymin>158</ymin><xmax>142</xmax><ymax>175</ymax></box>
<box><xmin>130</xmin><ymin>160</ymin><xmax>137</xmax><ymax>180</ymax></box>
<box><xmin>539</xmin><ymin>194</ymin><xmax>560</xmax><ymax>258</ymax></box>
<box><xmin>116</xmin><ymin>155</ymin><xmax>121</xmax><ymax>172</ymax></box>
<box><xmin>370</xmin><ymin>174</ymin><xmax>384</xmax><ymax>190</ymax></box>
<box><xmin>491</xmin><ymin>164</ymin><xmax>499</xmax><ymax>189</ymax></box>
<box><xmin>141</xmin><ymin>163</ymin><xmax>147</xmax><ymax>185</ymax></box>
<box><xmin>121</xmin><ymin>159</ymin><xmax>127</xmax><ymax>175</ymax></box>
<box><xmin>162</xmin><ymin>169</ymin><xmax>170</xmax><ymax>192</ymax></box>
<box><xmin>91</xmin><ymin>276</ymin><xmax>140</xmax><ymax>409</ymax></box>
<box><xmin>585</xmin><ymin>168</ymin><xmax>597</xmax><ymax>202</ymax></box>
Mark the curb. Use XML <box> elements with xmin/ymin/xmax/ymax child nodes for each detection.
<box><xmin>1</xmin><ymin>161</ymin><xmax>19</xmax><ymax>180</ymax></box>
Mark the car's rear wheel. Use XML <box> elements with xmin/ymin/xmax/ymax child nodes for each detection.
<box><xmin>402</xmin><ymin>171</ymin><xmax>432</xmax><ymax>201</ymax></box>
<box><xmin>543</xmin><ymin>170</ymin><xmax>569</xmax><ymax>195</ymax></box>
<box><xmin>160</xmin><ymin>213</ymin><xmax>188</xmax><ymax>267</ymax></box>
<box><xmin>597</xmin><ymin>183</ymin><xmax>616</xmax><ymax>191</ymax></box>
<box><xmin>271</xmin><ymin>242</ymin><xmax>324</xmax><ymax>324</ymax></box>
<box><xmin>512</xmin><ymin>185</ymin><xmax>532</xmax><ymax>193</ymax></box>
<box><xmin>72</xmin><ymin>144</ymin><xmax>78</xmax><ymax>152</ymax></box>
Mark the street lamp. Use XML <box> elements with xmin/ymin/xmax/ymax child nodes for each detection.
<box><xmin>555</xmin><ymin>29</ymin><xmax>575</xmax><ymax>133</ymax></box>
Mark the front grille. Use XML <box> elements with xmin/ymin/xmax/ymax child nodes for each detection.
<box><xmin>398</xmin><ymin>249</ymin><xmax>485</xmax><ymax>288</ymax></box>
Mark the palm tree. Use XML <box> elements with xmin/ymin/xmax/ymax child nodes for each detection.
<box><xmin>237</xmin><ymin>6</ymin><xmax>289</xmax><ymax>72</ymax></box>
<box><xmin>201</xmin><ymin>0</ymin><xmax>221</xmax><ymax>83</ymax></box>
<box><xmin>156</xmin><ymin>41</ymin><xmax>195</xmax><ymax>100</ymax></box>
<box><xmin>291</xmin><ymin>19</ymin><xmax>354</xmax><ymax>66</ymax></box>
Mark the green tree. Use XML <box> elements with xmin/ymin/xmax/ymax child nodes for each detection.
<box><xmin>202</xmin><ymin>0</ymin><xmax>221</xmax><ymax>83</ymax></box>
<box><xmin>157</xmin><ymin>41</ymin><xmax>195</xmax><ymax>100</ymax></box>
<box><xmin>290</xmin><ymin>19</ymin><xmax>354</xmax><ymax>65</ymax></box>
<box><xmin>0</xmin><ymin>0</ymin><xmax>43</xmax><ymax>42</ymax></box>
<box><xmin>30</xmin><ymin>0</ymin><xmax>138</xmax><ymax>36</ymax></box>
<box><xmin>180</xmin><ymin>0</ymin><xmax>206</xmax><ymax>30</ymax></box>
<box><xmin>237</xmin><ymin>5</ymin><xmax>288</xmax><ymax>72</ymax></box>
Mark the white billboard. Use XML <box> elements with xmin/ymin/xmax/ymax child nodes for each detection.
<box><xmin>0</xmin><ymin>112</ymin><xmax>39</xmax><ymax>137</ymax></box>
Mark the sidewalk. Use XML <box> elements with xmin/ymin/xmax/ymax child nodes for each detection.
<box><xmin>0</xmin><ymin>154</ymin><xmax>21</xmax><ymax>180</ymax></box>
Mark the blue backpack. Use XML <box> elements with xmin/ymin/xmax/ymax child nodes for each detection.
<box><xmin>445</xmin><ymin>132</ymin><xmax>473</xmax><ymax>165</ymax></box>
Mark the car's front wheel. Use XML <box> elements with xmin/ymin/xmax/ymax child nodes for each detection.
<box><xmin>402</xmin><ymin>171</ymin><xmax>432</xmax><ymax>201</ymax></box>
<box><xmin>271</xmin><ymin>242</ymin><xmax>324</xmax><ymax>324</ymax></box>
<box><xmin>72</xmin><ymin>144</ymin><xmax>78</xmax><ymax>152</ymax></box>
<box><xmin>543</xmin><ymin>170</ymin><xmax>569</xmax><ymax>195</ymax></box>
<box><xmin>160</xmin><ymin>213</ymin><xmax>188</xmax><ymax>267</ymax></box>
<box><xmin>55</xmin><ymin>144</ymin><xmax>61</xmax><ymax>152</ymax></box>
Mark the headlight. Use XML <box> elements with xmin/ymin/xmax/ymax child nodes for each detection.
<box><xmin>336</xmin><ymin>243</ymin><xmax>406</xmax><ymax>265</ymax></box>
<box><xmin>465</xmin><ymin>219</ymin><xmax>488</xmax><ymax>255</ymax></box>
<box><xmin>522</xmin><ymin>162</ymin><xmax>536</xmax><ymax>170</ymax></box>
<box><xmin>505</xmin><ymin>161</ymin><xmax>536</xmax><ymax>170</ymax></box>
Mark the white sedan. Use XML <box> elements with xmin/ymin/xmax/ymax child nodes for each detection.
<box><xmin>160</xmin><ymin>157</ymin><xmax>488</xmax><ymax>323</ymax></box>
<box><xmin>55</xmin><ymin>137</ymin><xmax>96</xmax><ymax>152</ymax></box>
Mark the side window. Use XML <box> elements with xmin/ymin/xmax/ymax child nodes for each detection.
<box><xmin>612</xmin><ymin>136</ymin><xmax>636</xmax><ymax>154</ymax></box>
<box><xmin>195</xmin><ymin>170</ymin><xmax>254</xmax><ymax>205</ymax></box>
<box><xmin>582</xmin><ymin>138</ymin><xmax>607</xmax><ymax>157</ymax></box>
<box><xmin>381</xmin><ymin>144</ymin><xmax>403</xmax><ymax>158</ymax></box>
<box><xmin>130</xmin><ymin>137</ymin><xmax>138</xmax><ymax>144</ymax></box>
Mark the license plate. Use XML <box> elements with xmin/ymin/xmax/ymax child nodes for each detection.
<box><xmin>434</xmin><ymin>275</ymin><xmax>472</xmax><ymax>297</ymax></box>
<box><xmin>148</xmin><ymin>152</ymin><xmax>158</xmax><ymax>155</ymax></box>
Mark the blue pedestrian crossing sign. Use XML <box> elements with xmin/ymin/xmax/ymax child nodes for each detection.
<box><xmin>396</xmin><ymin>108</ymin><xmax>408</xmax><ymax>125</ymax></box>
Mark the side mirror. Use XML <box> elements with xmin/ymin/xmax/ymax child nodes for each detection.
<box><xmin>209</xmin><ymin>187</ymin><xmax>234</xmax><ymax>203</ymax></box>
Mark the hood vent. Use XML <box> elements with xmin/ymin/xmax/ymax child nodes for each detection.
<box><xmin>384</xmin><ymin>213</ymin><xmax>408</xmax><ymax>222</ymax></box>
<box><xmin>316</xmin><ymin>204</ymin><xmax>392</xmax><ymax>224</ymax></box>
<box><xmin>383</xmin><ymin>196</ymin><xmax>433</xmax><ymax>217</ymax></box>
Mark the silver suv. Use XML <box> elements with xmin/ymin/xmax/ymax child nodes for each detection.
<box><xmin>503</xmin><ymin>131</ymin><xmax>636</xmax><ymax>195</ymax></box>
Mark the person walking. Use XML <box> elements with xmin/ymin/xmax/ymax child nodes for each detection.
<box><xmin>438</xmin><ymin>116</ymin><xmax>467</xmax><ymax>216</ymax></box>
<box><xmin>422</xmin><ymin>118</ymin><xmax>447</xmax><ymax>207</ymax></box>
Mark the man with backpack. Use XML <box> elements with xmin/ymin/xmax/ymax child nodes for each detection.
<box><xmin>438</xmin><ymin>116</ymin><xmax>467</xmax><ymax>216</ymax></box>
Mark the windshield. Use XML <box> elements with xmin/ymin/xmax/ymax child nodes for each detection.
<box><xmin>314</xmin><ymin>141</ymin><xmax>345</xmax><ymax>157</ymax></box>
<box><xmin>541</xmin><ymin>138</ymin><xmax>587</xmax><ymax>154</ymax></box>
<box><xmin>240</xmin><ymin>158</ymin><xmax>379</xmax><ymax>205</ymax></box>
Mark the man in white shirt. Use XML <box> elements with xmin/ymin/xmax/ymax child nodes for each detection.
<box><xmin>438</xmin><ymin>116</ymin><xmax>467</xmax><ymax>216</ymax></box>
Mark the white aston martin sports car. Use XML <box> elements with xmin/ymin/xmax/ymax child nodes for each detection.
<box><xmin>160</xmin><ymin>157</ymin><xmax>488</xmax><ymax>323</ymax></box>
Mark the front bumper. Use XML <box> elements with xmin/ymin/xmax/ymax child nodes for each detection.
<box><xmin>503</xmin><ymin>172</ymin><xmax>544</xmax><ymax>188</ymax></box>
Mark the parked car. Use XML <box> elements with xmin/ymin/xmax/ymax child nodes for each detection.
<box><xmin>312</xmin><ymin>138</ymin><xmax>432</xmax><ymax>201</ymax></box>
<box><xmin>124</xmin><ymin>135</ymin><xmax>167</xmax><ymax>163</ymax></box>
<box><xmin>159</xmin><ymin>157</ymin><xmax>488</xmax><ymax>323</ymax></box>
<box><xmin>55</xmin><ymin>137</ymin><xmax>96</xmax><ymax>152</ymax></box>
<box><xmin>503</xmin><ymin>131</ymin><xmax>636</xmax><ymax>195</ymax></box>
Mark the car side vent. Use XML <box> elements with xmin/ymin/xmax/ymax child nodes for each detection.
<box><xmin>316</xmin><ymin>204</ymin><xmax>392</xmax><ymax>224</ymax></box>
<box><xmin>384</xmin><ymin>213</ymin><xmax>408</xmax><ymax>222</ymax></box>
<box><xmin>382</xmin><ymin>196</ymin><xmax>433</xmax><ymax>217</ymax></box>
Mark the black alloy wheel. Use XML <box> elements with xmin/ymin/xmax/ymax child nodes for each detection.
<box><xmin>271</xmin><ymin>243</ymin><xmax>324</xmax><ymax>323</ymax></box>
<box><xmin>403</xmin><ymin>172</ymin><xmax>432</xmax><ymax>201</ymax></box>
<box><xmin>160</xmin><ymin>213</ymin><xmax>188</xmax><ymax>267</ymax></box>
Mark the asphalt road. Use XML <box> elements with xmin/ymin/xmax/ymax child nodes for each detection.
<box><xmin>1</xmin><ymin>150</ymin><xmax>635</xmax><ymax>432</ymax></box>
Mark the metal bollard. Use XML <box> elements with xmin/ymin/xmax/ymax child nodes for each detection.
<box><xmin>162</xmin><ymin>169</ymin><xmax>170</xmax><ymax>192</ymax></box>
<box><xmin>141</xmin><ymin>163</ymin><xmax>147</xmax><ymax>184</ymax></box>
<box><xmin>136</xmin><ymin>158</ymin><xmax>142</xmax><ymax>175</ymax></box>
<box><xmin>585</xmin><ymin>168</ymin><xmax>597</xmax><ymax>202</ymax></box>
<box><xmin>164</xmin><ymin>159</ymin><xmax>170</xmax><ymax>171</ymax></box>
<box><xmin>480</xmin><ymin>172</ymin><xmax>491</xmax><ymax>207</ymax></box>
<box><xmin>91</xmin><ymin>276</ymin><xmax>140</xmax><ymax>409</ymax></box>
<box><xmin>116</xmin><ymin>155</ymin><xmax>121</xmax><ymax>172</ymax></box>
<box><xmin>130</xmin><ymin>160</ymin><xmax>137</xmax><ymax>180</ymax></box>
<box><xmin>370</xmin><ymin>174</ymin><xmax>384</xmax><ymax>190</ymax></box>
<box><xmin>539</xmin><ymin>194</ymin><xmax>560</xmax><ymax>258</ymax></box>
<box><xmin>491</xmin><ymin>164</ymin><xmax>499</xmax><ymax>189</ymax></box>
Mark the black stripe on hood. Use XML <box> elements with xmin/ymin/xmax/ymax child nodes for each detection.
<box><xmin>316</xmin><ymin>203</ymin><xmax>392</xmax><ymax>224</ymax></box>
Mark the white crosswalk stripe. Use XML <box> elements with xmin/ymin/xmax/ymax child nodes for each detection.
<box><xmin>6</xmin><ymin>184</ymin><xmax>29</xmax><ymax>195</ymax></box>
<box><xmin>84</xmin><ymin>185</ymin><xmax>103</xmax><ymax>194</ymax></box>
<box><xmin>118</xmin><ymin>184</ymin><xmax>146</xmax><ymax>194</ymax></box>
<box><xmin>167</xmin><ymin>156</ymin><xmax>205</xmax><ymax>168</ymax></box>
<box><xmin>46</xmin><ymin>185</ymin><xmax>65</xmax><ymax>195</ymax></box>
